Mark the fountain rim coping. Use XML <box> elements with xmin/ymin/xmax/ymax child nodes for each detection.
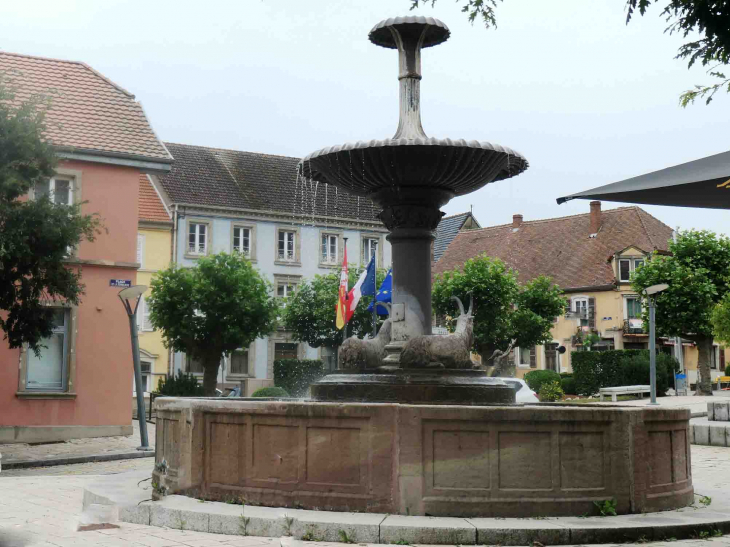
<box><xmin>299</xmin><ymin>137</ymin><xmax>529</xmax><ymax>166</ymax></box>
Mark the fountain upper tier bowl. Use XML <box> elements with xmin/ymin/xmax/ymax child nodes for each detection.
<box><xmin>298</xmin><ymin>16</ymin><xmax>528</xmax><ymax>208</ymax></box>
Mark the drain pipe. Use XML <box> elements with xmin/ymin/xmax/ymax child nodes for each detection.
<box><xmin>168</xmin><ymin>203</ymin><xmax>179</xmax><ymax>377</ymax></box>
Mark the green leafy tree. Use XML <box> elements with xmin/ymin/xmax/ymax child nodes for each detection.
<box><xmin>0</xmin><ymin>79</ymin><xmax>102</xmax><ymax>353</ymax></box>
<box><xmin>711</xmin><ymin>292</ymin><xmax>730</xmax><ymax>347</ymax></box>
<box><xmin>432</xmin><ymin>255</ymin><xmax>567</xmax><ymax>361</ymax></box>
<box><xmin>410</xmin><ymin>0</ymin><xmax>730</xmax><ymax>105</ymax></box>
<box><xmin>147</xmin><ymin>252</ymin><xmax>280</xmax><ymax>395</ymax></box>
<box><xmin>283</xmin><ymin>267</ymin><xmax>388</xmax><ymax>350</ymax></box>
<box><xmin>632</xmin><ymin>229</ymin><xmax>730</xmax><ymax>395</ymax></box>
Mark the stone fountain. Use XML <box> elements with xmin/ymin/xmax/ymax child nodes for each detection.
<box><xmin>302</xmin><ymin>16</ymin><xmax>525</xmax><ymax>404</ymax></box>
<box><xmin>152</xmin><ymin>17</ymin><xmax>694</xmax><ymax>518</ymax></box>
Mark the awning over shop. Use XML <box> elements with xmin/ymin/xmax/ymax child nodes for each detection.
<box><xmin>557</xmin><ymin>150</ymin><xmax>730</xmax><ymax>209</ymax></box>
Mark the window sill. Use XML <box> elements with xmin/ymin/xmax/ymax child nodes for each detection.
<box><xmin>318</xmin><ymin>262</ymin><xmax>340</xmax><ymax>269</ymax></box>
<box><xmin>275</xmin><ymin>260</ymin><xmax>301</xmax><ymax>267</ymax></box>
<box><xmin>226</xmin><ymin>374</ymin><xmax>254</xmax><ymax>380</ymax></box>
<box><xmin>184</xmin><ymin>253</ymin><xmax>208</xmax><ymax>260</ymax></box>
<box><xmin>16</xmin><ymin>391</ymin><xmax>77</xmax><ymax>399</ymax></box>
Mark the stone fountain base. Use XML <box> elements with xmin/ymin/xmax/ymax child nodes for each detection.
<box><xmin>152</xmin><ymin>398</ymin><xmax>693</xmax><ymax>517</ymax></box>
<box><xmin>310</xmin><ymin>369</ymin><xmax>515</xmax><ymax>404</ymax></box>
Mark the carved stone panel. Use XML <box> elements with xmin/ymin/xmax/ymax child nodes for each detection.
<box><xmin>559</xmin><ymin>432</ymin><xmax>605</xmax><ymax>490</ymax></box>
<box><xmin>252</xmin><ymin>424</ymin><xmax>299</xmax><ymax>484</ymax></box>
<box><xmin>498</xmin><ymin>431</ymin><xmax>552</xmax><ymax>490</ymax></box>
<box><xmin>306</xmin><ymin>426</ymin><xmax>361</xmax><ymax>486</ymax></box>
<box><xmin>208</xmin><ymin>421</ymin><xmax>245</xmax><ymax>487</ymax></box>
<box><xmin>432</xmin><ymin>430</ymin><xmax>491</xmax><ymax>490</ymax></box>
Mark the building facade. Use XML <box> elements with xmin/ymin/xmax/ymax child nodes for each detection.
<box><xmin>434</xmin><ymin>201</ymin><xmax>726</xmax><ymax>384</ymax></box>
<box><xmin>0</xmin><ymin>52</ymin><xmax>172</xmax><ymax>443</ymax></box>
<box><xmin>152</xmin><ymin>143</ymin><xmax>391</xmax><ymax>394</ymax></box>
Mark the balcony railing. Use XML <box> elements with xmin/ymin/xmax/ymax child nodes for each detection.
<box><xmin>623</xmin><ymin>319</ymin><xmax>646</xmax><ymax>335</ymax></box>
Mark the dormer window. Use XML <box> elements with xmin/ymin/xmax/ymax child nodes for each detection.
<box><xmin>619</xmin><ymin>258</ymin><xmax>644</xmax><ymax>282</ymax></box>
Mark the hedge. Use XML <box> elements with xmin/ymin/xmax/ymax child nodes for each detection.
<box><xmin>154</xmin><ymin>370</ymin><xmax>204</xmax><ymax>397</ymax></box>
<box><xmin>561</xmin><ymin>376</ymin><xmax>577</xmax><ymax>395</ymax></box>
<box><xmin>572</xmin><ymin>350</ymin><xmax>680</xmax><ymax>396</ymax></box>
<box><xmin>523</xmin><ymin>370</ymin><xmax>561</xmax><ymax>394</ymax></box>
<box><xmin>252</xmin><ymin>386</ymin><xmax>290</xmax><ymax>398</ymax></box>
<box><xmin>273</xmin><ymin>359</ymin><xmax>326</xmax><ymax>397</ymax></box>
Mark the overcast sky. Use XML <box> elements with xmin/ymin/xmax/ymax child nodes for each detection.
<box><xmin>3</xmin><ymin>0</ymin><xmax>729</xmax><ymax>235</ymax></box>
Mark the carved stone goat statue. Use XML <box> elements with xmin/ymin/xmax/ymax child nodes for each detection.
<box><xmin>399</xmin><ymin>294</ymin><xmax>474</xmax><ymax>369</ymax></box>
<box><xmin>338</xmin><ymin>304</ymin><xmax>392</xmax><ymax>371</ymax></box>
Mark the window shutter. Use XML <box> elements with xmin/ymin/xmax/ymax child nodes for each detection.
<box><xmin>137</xmin><ymin>298</ymin><xmax>144</xmax><ymax>329</ymax></box>
<box><xmin>588</xmin><ymin>297</ymin><xmax>596</xmax><ymax>329</ymax></box>
<box><xmin>529</xmin><ymin>346</ymin><xmax>537</xmax><ymax>368</ymax></box>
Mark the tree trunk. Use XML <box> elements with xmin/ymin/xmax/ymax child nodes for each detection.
<box><xmin>696</xmin><ymin>336</ymin><xmax>714</xmax><ymax>396</ymax></box>
<box><xmin>202</xmin><ymin>361</ymin><xmax>220</xmax><ymax>396</ymax></box>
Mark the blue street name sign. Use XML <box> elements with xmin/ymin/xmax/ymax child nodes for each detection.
<box><xmin>110</xmin><ymin>279</ymin><xmax>132</xmax><ymax>288</ymax></box>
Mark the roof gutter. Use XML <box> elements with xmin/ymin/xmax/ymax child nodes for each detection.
<box><xmin>57</xmin><ymin>149</ymin><xmax>173</xmax><ymax>173</ymax></box>
<box><xmin>562</xmin><ymin>283</ymin><xmax>616</xmax><ymax>294</ymax></box>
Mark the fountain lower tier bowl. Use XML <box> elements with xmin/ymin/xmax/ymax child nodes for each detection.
<box><xmin>310</xmin><ymin>369</ymin><xmax>515</xmax><ymax>404</ymax></box>
<box><xmin>300</xmin><ymin>138</ymin><xmax>528</xmax><ymax>204</ymax></box>
<box><xmin>153</xmin><ymin>398</ymin><xmax>693</xmax><ymax>517</ymax></box>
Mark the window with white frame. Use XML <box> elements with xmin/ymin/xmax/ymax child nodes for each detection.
<box><xmin>572</xmin><ymin>297</ymin><xmax>589</xmax><ymax>327</ymax></box>
<box><xmin>137</xmin><ymin>297</ymin><xmax>153</xmax><ymax>331</ymax></box>
<box><xmin>137</xmin><ymin>233</ymin><xmax>145</xmax><ymax>268</ymax></box>
<box><xmin>619</xmin><ymin>258</ymin><xmax>644</xmax><ymax>282</ymax></box>
<box><xmin>188</xmin><ymin>222</ymin><xmax>208</xmax><ymax>255</ymax></box>
<box><xmin>133</xmin><ymin>361</ymin><xmax>152</xmax><ymax>394</ymax></box>
<box><xmin>233</xmin><ymin>226</ymin><xmax>251</xmax><ymax>257</ymax></box>
<box><xmin>26</xmin><ymin>308</ymin><xmax>69</xmax><ymax>391</ymax></box>
<box><xmin>321</xmin><ymin>234</ymin><xmax>339</xmax><ymax>264</ymax></box>
<box><xmin>278</xmin><ymin>230</ymin><xmax>296</xmax><ymax>261</ymax></box>
<box><xmin>34</xmin><ymin>177</ymin><xmax>74</xmax><ymax>206</ymax></box>
<box><xmin>515</xmin><ymin>346</ymin><xmax>535</xmax><ymax>368</ymax></box>
<box><xmin>228</xmin><ymin>348</ymin><xmax>250</xmax><ymax>376</ymax></box>
<box><xmin>277</xmin><ymin>280</ymin><xmax>297</xmax><ymax>299</ymax></box>
<box><xmin>362</xmin><ymin>237</ymin><xmax>378</xmax><ymax>267</ymax></box>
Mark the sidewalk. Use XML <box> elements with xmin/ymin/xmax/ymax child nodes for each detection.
<box><xmin>593</xmin><ymin>390</ymin><xmax>730</xmax><ymax>415</ymax></box>
<box><xmin>0</xmin><ymin>420</ymin><xmax>155</xmax><ymax>469</ymax></box>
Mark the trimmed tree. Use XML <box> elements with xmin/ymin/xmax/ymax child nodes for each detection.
<box><xmin>432</xmin><ymin>255</ymin><xmax>567</xmax><ymax>364</ymax></box>
<box><xmin>0</xmin><ymin>80</ymin><xmax>102</xmax><ymax>353</ymax></box>
<box><xmin>283</xmin><ymin>267</ymin><xmax>388</xmax><ymax>350</ymax></box>
<box><xmin>147</xmin><ymin>252</ymin><xmax>280</xmax><ymax>395</ymax></box>
<box><xmin>632</xmin><ymin>229</ymin><xmax>730</xmax><ymax>396</ymax></box>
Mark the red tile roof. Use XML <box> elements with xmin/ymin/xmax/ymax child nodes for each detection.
<box><xmin>433</xmin><ymin>206</ymin><xmax>673</xmax><ymax>291</ymax></box>
<box><xmin>0</xmin><ymin>51</ymin><xmax>172</xmax><ymax>163</ymax></box>
<box><xmin>138</xmin><ymin>174</ymin><xmax>171</xmax><ymax>223</ymax></box>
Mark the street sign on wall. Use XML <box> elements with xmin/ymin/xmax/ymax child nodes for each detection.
<box><xmin>110</xmin><ymin>279</ymin><xmax>132</xmax><ymax>288</ymax></box>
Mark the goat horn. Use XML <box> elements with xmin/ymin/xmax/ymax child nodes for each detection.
<box><xmin>468</xmin><ymin>292</ymin><xmax>474</xmax><ymax>316</ymax></box>
<box><xmin>450</xmin><ymin>295</ymin><xmax>465</xmax><ymax>316</ymax></box>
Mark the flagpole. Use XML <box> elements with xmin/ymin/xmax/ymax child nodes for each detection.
<box><xmin>371</xmin><ymin>275</ymin><xmax>377</xmax><ymax>339</ymax></box>
<box><xmin>343</xmin><ymin>237</ymin><xmax>349</xmax><ymax>340</ymax></box>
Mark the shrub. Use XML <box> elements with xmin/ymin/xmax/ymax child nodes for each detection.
<box><xmin>154</xmin><ymin>370</ymin><xmax>204</xmax><ymax>397</ymax></box>
<box><xmin>561</xmin><ymin>376</ymin><xmax>577</xmax><ymax>395</ymax></box>
<box><xmin>725</xmin><ymin>364</ymin><xmax>730</xmax><ymax>377</ymax></box>
<box><xmin>251</xmin><ymin>386</ymin><xmax>290</xmax><ymax>398</ymax></box>
<box><xmin>538</xmin><ymin>380</ymin><xmax>564</xmax><ymax>402</ymax></box>
<box><xmin>572</xmin><ymin>350</ymin><xmax>680</xmax><ymax>396</ymax></box>
<box><xmin>274</xmin><ymin>359</ymin><xmax>326</xmax><ymax>398</ymax></box>
<box><xmin>524</xmin><ymin>369</ymin><xmax>561</xmax><ymax>394</ymax></box>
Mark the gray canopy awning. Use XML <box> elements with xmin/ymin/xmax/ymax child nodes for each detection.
<box><xmin>557</xmin><ymin>150</ymin><xmax>730</xmax><ymax>209</ymax></box>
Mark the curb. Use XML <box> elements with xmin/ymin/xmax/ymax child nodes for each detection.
<box><xmin>2</xmin><ymin>449</ymin><xmax>154</xmax><ymax>470</ymax></box>
<box><xmin>82</xmin><ymin>472</ymin><xmax>730</xmax><ymax>546</ymax></box>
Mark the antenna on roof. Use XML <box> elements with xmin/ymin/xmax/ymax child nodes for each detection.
<box><xmin>470</xmin><ymin>204</ymin><xmax>473</xmax><ymax>215</ymax></box>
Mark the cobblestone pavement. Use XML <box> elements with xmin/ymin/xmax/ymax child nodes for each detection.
<box><xmin>0</xmin><ymin>445</ymin><xmax>729</xmax><ymax>547</ymax></box>
<box><xmin>0</xmin><ymin>455</ymin><xmax>153</xmax><ymax>477</ymax></box>
<box><xmin>0</xmin><ymin>420</ymin><xmax>155</xmax><ymax>464</ymax></box>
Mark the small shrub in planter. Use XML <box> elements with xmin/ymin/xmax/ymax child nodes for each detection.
<box><xmin>524</xmin><ymin>369</ymin><xmax>561</xmax><ymax>394</ymax></box>
<box><xmin>539</xmin><ymin>380</ymin><xmax>564</xmax><ymax>402</ymax></box>
<box><xmin>251</xmin><ymin>386</ymin><xmax>290</xmax><ymax>398</ymax></box>
<box><xmin>154</xmin><ymin>370</ymin><xmax>204</xmax><ymax>397</ymax></box>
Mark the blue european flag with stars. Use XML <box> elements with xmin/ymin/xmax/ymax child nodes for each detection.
<box><xmin>367</xmin><ymin>269</ymin><xmax>392</xmax><ymax>315</ymax></box>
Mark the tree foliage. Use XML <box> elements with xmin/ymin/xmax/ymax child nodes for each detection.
<box><xmin>282</xmin><ymin>266</ymin><xmax>388</xmax><ymax>348</ymax></box>
<box><xmin>432</xmin><ymin>255</ymin><xmax>567</xmax><ymax>360</ymax></box>
<box><xmin>0</xmin><ymin>78</ymin><xmax>102</xmax><ymax>353</ymax></box>
<box><xmin>632</xmin><ymin>229</ymin><xmax>730</xmax><ymax>395</ymax></box>
<box><xmin>148</xmin><ymin>252</ymin><xmax>280</xmax><ymax>395</ymax></box>
<box><xmin>410</xmin><ymin>0</ymin><xmax>730</xmax><ymax>105</ymax></box>
<box><xmin>711</xmin><ymin>292</ymin><xmax>730</xmax><ymax>346</ymax></box>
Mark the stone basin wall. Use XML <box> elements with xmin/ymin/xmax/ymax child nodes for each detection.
<box><xmin>152</xmin><ymin>398</ymin><xmax>693</xmax><ymax>517</ymax></box>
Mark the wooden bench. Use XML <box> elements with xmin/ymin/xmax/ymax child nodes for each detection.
<box><xmin>717</xmin><ymin>376</ymin><xmax>730</xmax><ymax>390</ymax></box>
<box><xmin>599</xmin><ymin>385</ymin><xmax>651</xmax><ymax>402</ymax></box>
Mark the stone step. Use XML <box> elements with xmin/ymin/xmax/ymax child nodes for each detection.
<box><xmin>690</xmin><ymin>416</ymin><xmax>730</xmax><ymax>446</ymax></box>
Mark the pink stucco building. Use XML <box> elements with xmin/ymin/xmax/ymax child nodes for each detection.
<box><xmin>0</xmin><ymin>52</ymin><xmax>172</xmax><ymax>443</ymax></box>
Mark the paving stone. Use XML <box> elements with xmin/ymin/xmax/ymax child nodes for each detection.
<box><xmin>710</xmin><ymin>424</ymin><xmax>729</xmax><ymax>447</ymax></box>
<box><xmin>206</xmin><ymin>503</ymin><xmax>289</xmax><ymax>537</ymax></box>
<box><xmin>467</xmin><ymin>517</ymin><xmax>570</xmax><ymax>546</ymax></box>
<box><xmin>380</xmin><ymin>515</ymin><xmax>476</xmax><ymax>545</ymax></box>
<box><xmin>695</xmin><ymin>423</ymin><xmax>711</xmax><ymax>445</ymax></box>
<box><xmin>715</xmin><ymin>403</ymin><xmax>729</xmax><ymax>422</ymax></box>
<box><xmin>149</xmin><ymin>505</ymin><xmax>210</xmax><ymax>533</ymax></box>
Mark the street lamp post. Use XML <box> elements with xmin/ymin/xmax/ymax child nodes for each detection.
<box><xmin>645</xmin><ymin>283</ymin><xmax>669</xmax><ymax>405</ymax></box>
<box><xmin>119</xmin><ymin>285</ymin><xmax>150</xmax><ymax>450</ymax></box>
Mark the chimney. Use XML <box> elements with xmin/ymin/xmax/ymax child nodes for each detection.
<box><xmin>590</xmin><ymin>201</ymin><xmax>602</xmax><ymax>234</ymax></box>
<box><xmin>512</xmin><ymin>214</ymin><xmax>523</xmax><ymax>229</ymax></box>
